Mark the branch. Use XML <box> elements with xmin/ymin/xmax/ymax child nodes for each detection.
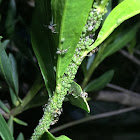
<box><xmin>50</xmin><ymin>106</ymin><xmax>139</xmax><ymax>133</ymax></box>
<box><xmin>95</xmin><ymin>91</ymin><xmax>140</xmax><ymax>106</ymax></box>
<box><xmin>119</xmin><ymin>50</ymin><xmax>140</xmax><ymax>66</ymax></box>
<box><xmin>107</xmin><ymin>83</ymin><xmax>140</xmax><ymax>98</ymax></box>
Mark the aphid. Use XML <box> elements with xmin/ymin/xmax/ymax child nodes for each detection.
<box><xmin>48</xmin><ymin>21</ymin><xmax>58</xmax><ymax>33</ymax></box>
<box><xmin>88</xmin><ymin>26</ymin><xmax>94</xmax><ymax>31</ymax></box>
<box><xmin>81</xmin><ymin>92</ymin><xmax>88</xmax><ymax>98</ymax></box>
<box><xmin>44</xmin><ymin>19</ymin><xmax>58</xmax><ymax>33</ymax></box>
<box><xmin>56</xmin><ymin>46</ymin><xmax>70</xmax><ymax>55</ymax></box>
<box><xmin>56</xmin><ymin>48</ymin><xmax>68</xmax><ymax>55</ymax></box>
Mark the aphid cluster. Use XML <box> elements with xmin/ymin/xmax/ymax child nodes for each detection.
<box><xmin>31</xmin><ymin>1</ymin><xmax>108</xmax><ymax>139</ymax></box>
<box><xmin>50</xmin><ymin>108</ymin><xmax>63</xmax><ymax>125</ymax></box>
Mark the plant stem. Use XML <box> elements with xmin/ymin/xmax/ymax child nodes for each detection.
<box><xmin>31</xmin><ymin>1</ymin><xmax>109</xmax><ymax>139</ymax></box>
<box><xmin>10</xmin><ymin>77</ymin><xmax>44</xmax><ymax>116</ymax></box>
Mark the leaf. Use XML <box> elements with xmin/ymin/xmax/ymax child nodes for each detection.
<box><xmin>56</xmin><ymin>135</ymin><xmax>71</xmax><ymax>140</ymax></box>
<box><xmin>13</xmin><ymin>117</ymin><xmax>28</xmax><ymax>126</ymax></box>
<box><xmin>0</xmin><ymin>40</ymin><xmax>16</xmax><ymax>94</ymax></box>
<box><xmin>41</xmin><ymin>131</ymin><xmax>71</xmax><ymax>140</ymax></box>
<box><xmin>9</xmin><ymin>54</ymin><xmax>19</xmax><ymax>95</ymax></box>
<box><xmin>68</xmin><ymin>82</ymin><xmax>90</xmax><ymax>113</ymax></box>
<box><xmin>16</xmin><ymin>133</ymin><xmax>24</xmax><ymax>140</ymax></box>
<box><xmin>5</xmin><ymin>0</ymin><xmax>16</xmax><ymax>37</ymax></box>
<box><xmin>92</xmin><ymin>0</ymin><xmax>140</xmax><ymax>50</ymax></box>
<box><xmin>0</xmin><ymin>114</ymin><xmax>14</xmax><ymax>140</ymax></box>
<box><xmin>1</xmin><ymin>40</ymin><xmax>10</xmax><ymax>50</ymax></box>
<box><xmin>9</xmin><ymin>54</ymin><xmax>19</xmax><ymax>106</ymax></box>
<box><xmin>23</xmin><ymin>89</ymin><xmax>48</xmax><ymax>111</ymax></box>
<box><xmin>9</xmin><ymin>88</ymin><xmax>19</xmax><ymax>107</ymax></box>
<box><xmin>0</xmin><ymin>100</ymin><xmax>10</xmax><ymax>113</ymax></box>
<box><xmin>31</xmin><ymin>0</ymin><xmax>55</xmax><ymax>96</ymax></box>
<box><xmin>84</xmin><ymin>70</ymin><xmax>114</xmax><ymax>92</ymax></box>
<box><xmin>40</xmin><ymin>130</ymin><xmax>56</xmax><ymax>140</ymax></box>
<box><xmin>51</xmin><ymin>0</ymin><xmax>94</xmax><ymax>78</ymax></box>
<box><xmin>99</xmin><ymin>23</ymin><xmax>140</xmax><ymax>63</ymax></box>
<box><xmin>8</xmin><ymin>116</ymin><xmax>14</xmax><ymax>135</ymax></box>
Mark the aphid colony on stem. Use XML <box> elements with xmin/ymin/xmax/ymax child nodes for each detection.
<box><xmin>31</xmin><ymin>1</ymin><xmax>108</xmax><ymax>139</ymax></box>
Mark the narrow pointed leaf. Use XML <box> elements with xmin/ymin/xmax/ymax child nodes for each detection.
<box><xmin>100</xmin><ymin>23</ymin><xmax>140</xmax><ymax>63</ymax></box>
<box><xmin>0</xmin><ymin>40</ymin><xmax>15</xmax><ymax>93</ymax></box>
<box><xmin>0</xmin><ymin>100</ymin><xmax>10</xmax><ymax>113</ymax></box>
<box><xmin>13</xmin><ymin>117</ymin><xmax>28</xmax><ymax>126</ymax></box>
<box><xmin>51</xmin><ymin>0</ymin><xmax>94</xmax><ymax>77</ymax></box>
<box><xmin>16</xmin><ymin>133</ymin><xmax>24</xmax><ymax>140</ymax></box>
<box><xmin>8</xmin><ymin>116</ymin><xmax>14</xmax><ymax>135</ymax></box>
<box><xmin>1</xmin><ymin>40</ymin><xmax>10</xmax><ymax>50</ymax></box>
<box><xmin>9</xmin><ymin>54</ymin><xmax>19</xmax><ymax>95</ymax></box>
<box><xmin>84</xmin><ymin>70</ymin><xmax>114</xmax><ymax>92</ymax></box>
<box><xmin>0</xmin><ymin>114</ymin><xmax>14</xmax><ymax>140</ymax></box>
<box><xmin>5</xmin><ymin>0</ymin><xmax>16</xmax><ymax>37</ymax></box>
<box><xmin>92</xmin><ymin>0</ymin><xmax>140</xmax><ymax>49</ymax></box>
<box><xmin>56</xmin><ymin>135</ymin><xmax>71</xmax><ymax>140</ymax></box>
<box><xmin>31</xmin><ymin>0</ymin><xmax>55</xmax><ymax>96</ymax></box>
<box><xmin>40</xmin><ymin>130</ymin><xmax>56</xmax><ymax>140</ymax></box>
<box><xmin>68</xmin><ymin>82</ymin><xmax>90</xmax><ymax>113</ymax></box>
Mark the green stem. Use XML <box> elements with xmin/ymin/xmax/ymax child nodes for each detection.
<box><xmin>10</xmin><ymin>77</ymin><xmax>44</xmax><ymax>116</ymax></box>
<box><xmin>31</xmin><ymin>1</ymin><xmax>109</xmax><ymax>139</ymax></box>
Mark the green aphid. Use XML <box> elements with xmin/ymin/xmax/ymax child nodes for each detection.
<box><xmin>61</xmin><ymin>38</ymin><xmax>65</xmax><ymax>43</ymax></box>
<box><xmin>82</xmin><ymin>27</ymin><xmax>86</xmax><ymax>33</ymax></box>
<box><xmin>72</xmin><ymin>57</ymin><xmax>77</xmax><ymax>63</ymax></box>
<box><xmin>81</xmin><ymin>45</ymin><xmax>85</xmax><ymax>50</ymax></box>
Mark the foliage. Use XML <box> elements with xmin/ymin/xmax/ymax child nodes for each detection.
<box><xmin>0</xmin><ymin>0</ymin><xmax>140</xmax><ymax>140</ymax></box>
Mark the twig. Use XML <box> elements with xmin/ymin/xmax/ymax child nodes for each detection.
<box><xmin>95</xmin><ymin>91</ymin><xmax>140</xmax><ymax>106</ymax></box>
<box><xmin>119</xmin><ymin>50</ymin><xmax>140</xmax><ymax>66</ymax></box>
<box><xmin>107</xmin><ymin>83</ymin><xmax>140</xmax><ymax>98</ymax></box>
<box><xmin>50</xmin><ymin>106</ymin><xmax>138</xmax><ymax>133</ymax></box>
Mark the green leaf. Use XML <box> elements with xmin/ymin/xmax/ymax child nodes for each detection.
<box><xmin>9</xmin><ymin>54</ymin><xmax>19</xmax><ymax>95</ymax></box>
<box><xmin>0</xmin><ymin>40</ymin><xmax>16</xmax><ymax>94</ymax></box>
<box><xmin>84</xmin><ymin>70</ymin><xmax>114</xmax><ymax>92</ymax></box>
<box><xmin>9</xmin><ymin>88</ymin><xmax>19</xmax><ymax>107</ymax></box>
<box><xmin>1</xmin><ymin>40</ymin><xmax>10</xmax><ymax>50</ymax></box>
<box><xmin>0</xmin><ymin>100</ymin><xmax>10</xmax><ymax>113</ymax></box>
<box><xmin>16</xmin><ymin>133</ymin><xmax>24</xmax><ymax>140</ymax></box>
<box><xmin>0</xmin><ymin>114</ymin><xmax>14</xmax><ymax>140</ymax></box>
<box><xmin>41</xmin><ymin>131</ymin><xmax>71</xmax><ymax>140</ymax></box>
<box><xmin>23</xmin><ymin>88</ymin><xmax>48</xmax><ymax>111</ymax></box>
<box><xmin>51</xmin><ymin>0</ymin><xmax>94</xmax><ymax>78</ymax></box>
<box><xmin>68</xmin><ymin>82</ymin><xmax>90</xmax><ymax>113</ymax></box>
<box><xmin>31</xmin><ymin>0</ymin><xmax>55</xmax><ymax>96</ymax></box>
<box><xmin>99</xmin><ymin>23</ymin><xmax>140</xmax><ymax>62</ymax></box>
<box><xmin>9</xmin><ymin>54</ymin><xmax>19</xmax><ymax>106</ymax></box>
<box><xmin>13</xmin><ymin>117</ymin><xmax>28</xmax><ymax>126</ymax></box>
<box><xmin>40</xmin><ymin>130</ymin><xmax>56</xmax><ymax>140</ymax></box>
<box><xmin>56</xmin><ymin>135</ymin><xmax>71</xmax><ymax>140</ymax></box>
<box><xmin>8</xmin><ymin>116</ymin><xmax>14</xmax><ymax>135</ymax></box>
<box><xmin>5</xmin><ymin>0</ymin><xmax>16</xmax><ymax>37</ymax></box>
<box><xmin>92</xmin><ymin>0</ymin><xmax>140</xmax><ymax>49</ymax></box>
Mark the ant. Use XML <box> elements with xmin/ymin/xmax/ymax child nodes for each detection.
<box><xmin>87</xmin><ymin>47</ymin><xmax>99</xmax><ymax>57</ymax></box>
